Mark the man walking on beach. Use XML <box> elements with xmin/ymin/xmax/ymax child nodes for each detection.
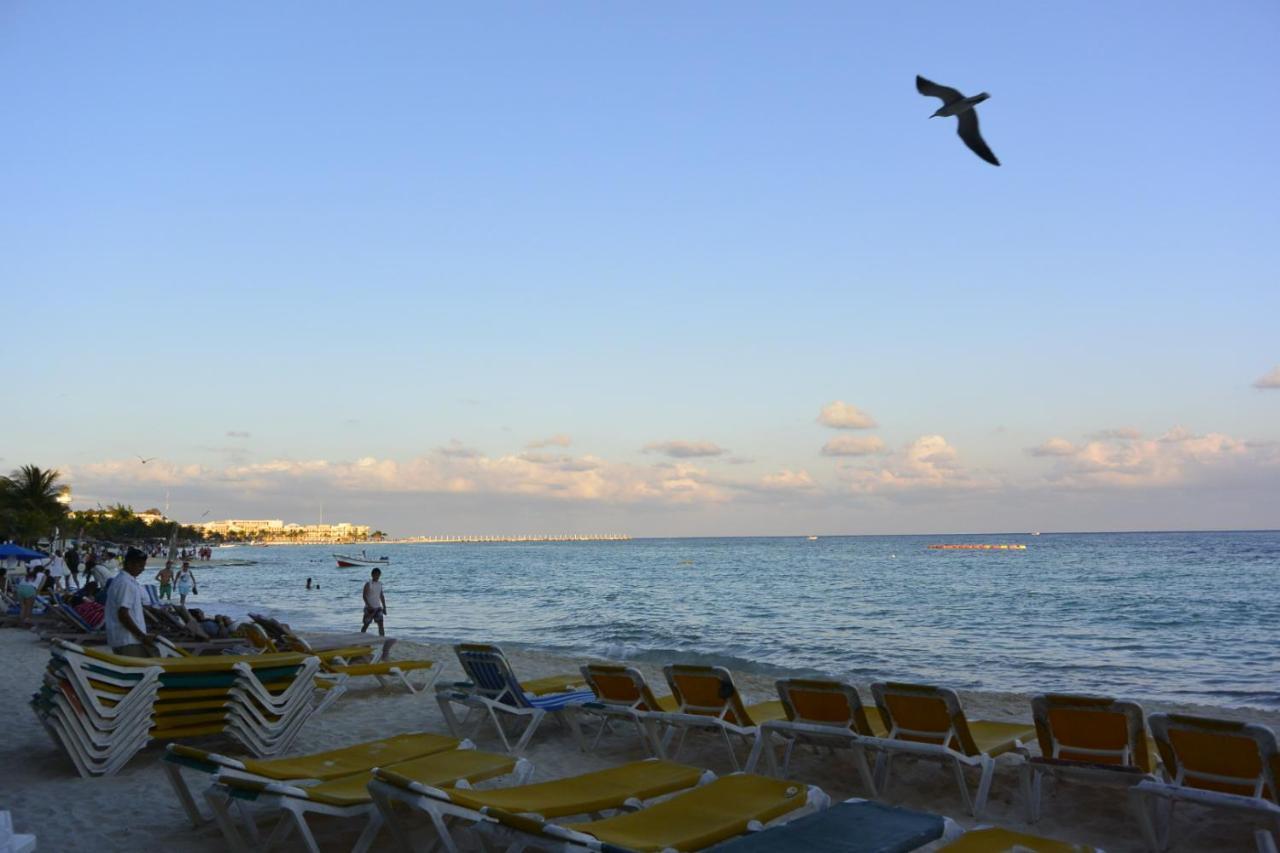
<box><xmin>106</xmin><ymin>547</ymin><xmax>158</xmax><ymax>656</ymax></box>
<box><xmin>361</xmin><ymin>567</ymin><xmax>387</xmax><ymax>637</ymax></box>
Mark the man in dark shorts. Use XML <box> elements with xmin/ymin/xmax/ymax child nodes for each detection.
<box><xmin>361</xmin><ymin>567</ymin><xmax>387</xmax><ymax>636</ymax></box>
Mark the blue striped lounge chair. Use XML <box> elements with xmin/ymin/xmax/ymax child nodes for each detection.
<box><xmin>434</xmin><ymin>643</ymin><xmax>594</xmax><ymax>754</ymax></box>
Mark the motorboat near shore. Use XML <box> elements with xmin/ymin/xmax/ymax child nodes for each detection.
<box><xmin>334</xmin><ymin>552</ymin><xmax>390</xmax><ymax>568</ymax></box>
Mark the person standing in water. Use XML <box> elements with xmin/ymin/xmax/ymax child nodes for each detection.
<box><xmin>175</xmin><ymin>560</ymin><xmax>197</xmax><ymax>606</ymax></box>
<box><xmin>360</xmin><ymin>567</ymin><xmax>387</xmax><ymax>636</ymax></box>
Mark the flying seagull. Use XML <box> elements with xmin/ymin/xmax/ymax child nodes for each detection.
<box><xmin>916</xmin><ymin>75</ymin><xmax>1000</xmax><ymax>166</ymax></box>
<box><xmin>137</xmin><ymin>455</ymin><xmax>155</xmax><ymax>464</ymax></box>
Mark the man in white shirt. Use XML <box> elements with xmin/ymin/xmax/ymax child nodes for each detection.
<box><xmin>360</xmin><ymin>567</ymin><xmax>387</xmax><ymax>637</ymax></box>
<box><xmin>105</xmin><ymin>547</ymin><xmax>156</xmax><ymax>656</ymax></box>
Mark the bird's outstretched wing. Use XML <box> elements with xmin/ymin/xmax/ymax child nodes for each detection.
<box><xmin>916</xmin><ymin>75</ymin><xmax>963</xmax><ymax>105</ymax></box>
<box><xmin>956</xmin><ymin>109</ymin><xmax>1000</xmax><ymax>166</ymax></box>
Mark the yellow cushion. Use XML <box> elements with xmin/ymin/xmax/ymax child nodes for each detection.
<box><xmin>942</xmin><ymin>827</ymin><xmax>1097</xmax><ymax>852</ymax></box>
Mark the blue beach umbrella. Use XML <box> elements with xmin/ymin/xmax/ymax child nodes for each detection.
<box><xmin>0</xmin><ymin>543</ymin><xmax>48</xmax><ymax>561</ymax></box>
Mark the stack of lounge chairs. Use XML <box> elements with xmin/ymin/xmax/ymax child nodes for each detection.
<box><xmin>30</xmin><ymin>639</ymin><xmax>344</xmax><ymax>777</ymax></box>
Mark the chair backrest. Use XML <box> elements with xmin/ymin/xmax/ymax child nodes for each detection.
<box><xmin>664</xmin><ymin>664</ymin><xmax>754</xmax><ymax>726</ymax></box>
<box><xmin>1032</xmin><ymin>693</ymin><xmax>1151</xmax><ymax>772</ymax></box>
<box><xmin>235</xmin><ymin>622</ymin><xmax>278</xmax><ymax>652</ymax></box>
<box><xmin>1149</xmin><ymin>713</ymin><xmax>1280</xmax><ymax>802</ymax></box>
<box><xmin>57</xmin><ymin>601</ymin><xmax>98</xmax><ymax>633</ymax></box>
<box><xmin>776</xmin><ymin>678</ymin><xmax>876</xmax><ymax>735</ymax></box>
<box><xmin>581</xmin><ymin>664</ymin><xmax>666</xmax><ymax>711</ymax></box>
<box><xmin>871</xmin><ymin>681</ymin><xmax>980</xmax><ymax>756</ymax></box>
<box><xmin>454</xmin><ymin>643</ymin><xmax>530</xmax><ymax>708</ymax></box>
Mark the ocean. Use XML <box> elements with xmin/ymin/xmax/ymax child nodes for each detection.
<box><xmin>185</xmin><ymin>530</ymin><xmax>1280</xmax><ymax>709</ymax></box>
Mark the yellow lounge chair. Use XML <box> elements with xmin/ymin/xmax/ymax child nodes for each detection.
<box><xmin>574</xmin><ymin>663</ymin><xmax>678</xmax><ymax>754</ymax></box>
<box><xmin>1021</xmin><ymin>694</ymin><xmax>1155</xmax><ymax>823</ymax></box>
<box><xmin>746</xmin><ymin>678</ymin><xmax>885</xmax><ymax>790</ymax></box>
<box><xmin>207</xmin><ymin>744</ymin><xmax>528</xmax><ymax>853</ymax></box>
<box><xmin>367</xmin><ymin>758</ymin><xmax>712</xmax><ymax>853</ymax></box>
<box><xmin>162</xmin><ymin>731</ymin><xmax>463</xmax><ymax>826</ymax></box>
<box><xmin>940</xmin><ymin>827</ymin><xmax>1100</xmax><ymax>852</ymax></box>
<box><xmin>1131</xmin><ymin>713</ymin><xmax>1280</xmax><ymax>852</ymax></box>
<box><xmin>499</xmin><ymin>773</ymin><xmax>827</xmax><ymax>852</ymax></box>
<box><xmin>652</xmin><ymin>664</ymin><xmax>787</xmax><ymax>770</ymax></box>
<box><xmin>870</xmin><ymin>681</ymin><xmax>1034</xmax><ymax>817</ymax></box>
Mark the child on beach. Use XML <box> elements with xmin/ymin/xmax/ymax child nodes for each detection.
<box><xmin>155</xmin><ymin>562</ymin><xmax>174</xmax><ymax>600</ymax></box>
<box><xmin>360</xmin><ymin>567</ymin><xmax>387</xmax><ymax>636</ymax></box>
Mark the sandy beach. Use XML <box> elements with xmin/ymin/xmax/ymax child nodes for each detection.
<box><xmin>3</xmin><ymin>628</ymin><xmax>1278</xmax><ymax>852</ymax></box>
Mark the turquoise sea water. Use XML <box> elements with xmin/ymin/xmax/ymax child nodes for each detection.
<box><xmin>187</xmin><ymin>531</ymin><xmax>1280</xmax><ymax>709</ymax></box>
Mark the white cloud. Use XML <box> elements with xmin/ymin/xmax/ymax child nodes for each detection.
<box><xmin>821</xmin><ymin>435</ymin><xmax>887</xmax><ymax>457</ymax></box>
<box><xmin>760</xmin><ymin>469</ymin><xmax>817</xmax><ymax>491</ymax></box>
<box><xmin>1027</xmin><ymin>437</ymin><xmax>1077</xmax><ymax>457</ymax></box>
<box><xmin>817</xmin><ymin>401</ymin><xmax>877</xmax><ymax>430</ymax></box>
<box><xmin>1254</xmin><ymin>366</ymin><xmax>1280</xmax><ymax>390</ymax></box>
<box><xmin>642</xmin><ymin>440</ymin><xmax>727</xmax><ymax>459</ymax></box>
<box><xmin>1027</xmin><ymin>426</ymin><xmax>1276</xmax><ymax>489</ymax></box>
<box><xmin>838</xmin><ymin>435</ymin><xmax>994</xmax><ymax>495</ymax></box>
<box><xmin>527</xmin><ymin>434</ymin><xmax>572</xmax><ymax>448</ymax></box>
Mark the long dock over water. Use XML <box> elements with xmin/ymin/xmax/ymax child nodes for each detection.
<box><xmin>396</xmin><ymin>534</ymin><xmax>631</xmax><ymax>544</ymax></box>
<box><xmin>928</xmin><ymin>543</ymin><xmax>1027</xmax><ymax>550</ymax></box>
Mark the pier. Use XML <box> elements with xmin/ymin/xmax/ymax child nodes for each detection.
<box><xmin>395</xmin><ymin>534</ymin><xmax>631</xmax><ymax>544</ymax></box>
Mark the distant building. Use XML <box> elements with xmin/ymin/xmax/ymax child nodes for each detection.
<box><xmin>198</xmin><ymin>518</ymin><xmax>370</xmax><ymax>543</ymax></box>
<box><xmin>137</xmin><ymin>508</ymin><xmax>168</xmax><ymax>525</ymax></box>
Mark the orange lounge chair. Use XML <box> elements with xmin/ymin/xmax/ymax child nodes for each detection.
<box><xmin>1131</xmin><ymin>713</ymin><xmax>1280</xmax><ymax>852</ymax></box>
<box><xmin>653</xmin><ymin>664</ymin><xmax>787</xmax><ymax>770</ymax></box>
<box><xmin>871</xmin><ymin>681</ymin><xmax>1034</xmax><ymax>817</ymax></box>
<box><xmin>745</xmin><ymin>678</ymin><xmax>885</xmax><ymax>791</ymax></box>
<box><xmin>1021</xmin><ymin>693</ymin><xmax>1155</xmax><ymax>823</ymax></box>
<box><xmin>574</xmin><ymin>663</ymin><xmax>678</xmax><ymax>754</ymax></box>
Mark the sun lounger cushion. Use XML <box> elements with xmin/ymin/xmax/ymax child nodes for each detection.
<box><xmin>712</xmin><ymin>800</ymin><xmax>947</xmax><ymax>852</ymax></box>
<box><xmin>421</xmin><ymin>760</ymin><xmax>705</xmax><ymax>819</ymax></box>
<box><xmin>559</xmin><ymin>774</ymin><xmax>809</xmax><ymax>852</ymax></box>
<box><xmin>169</xmin><ymin>732</ymin><xmax>460</xmax><ymax>780</ymax></box>
<box><xmin>941</xmin><ymin>827</ymin><xmax>1095</xmax><ymax>852</ymax></box>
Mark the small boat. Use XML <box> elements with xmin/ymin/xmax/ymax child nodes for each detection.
<box><xmin>807</xmin><ymin>536</ymin><xmax>819</xmax><ymax>541</ymax></box>
<box><xmin>334</xmin><ymin>552</ymin><xmax>390</xmax><ymax>568</ymax></box>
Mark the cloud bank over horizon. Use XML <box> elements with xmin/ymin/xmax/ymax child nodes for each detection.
<box><xmin>48</xmin><ymin>419</ymin><xmax>1280</xmax><ymax>537</ymax></box>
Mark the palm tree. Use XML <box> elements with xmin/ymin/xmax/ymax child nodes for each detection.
<box><xmin>1</xmin><ymin>465</ymin><xmax>69</xmax><ymax>545</ymax></box>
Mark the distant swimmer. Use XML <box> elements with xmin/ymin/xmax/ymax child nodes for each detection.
<box><xmin>916</xmin><ymin>75</ymin><xmax>1000</xmax><ymax>166</ymax></box>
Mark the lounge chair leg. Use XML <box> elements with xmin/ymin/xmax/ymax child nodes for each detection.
<box><xmin>162</xmin><ymin>760</ymin><xmax>210</xmax><ymax>826</ymax></box>
<box><xmin>1020</xmin><ymin>762</ymin><xmax>1040</xmax><ymax>823</ymax></box>
<box><xmin>745</xmin><ymin>731</ymin><xmax>767</xmax><ymax>774</ymax></box>
<box><xmin>972</xmin><ymin>756</ymin><xmax>995</xmax><ymax>818</ymax></box>
<box><xmin>951</xmin><ymin>758</ymin><xmax>975</xmax><ymax>815</ymax></box>
<box><xmin>351</xmin><ymin>810</ymin><xmax>385</xmax><ymax>853</ymax></box>
<box><xmin>204</xmin><ymin>788</ymin><xmax>253</xmax><ymax>853</ymax></box>
<box><xmin>781</xmin><ymin>736</ymin><xmax>797</xmax><ymax>776</ymax></box>
<box><xmin>875</xmin><ymin>751</ymin><xmax>894</xmax><ymax>794</ymax></box>
<box><xmin>512</xmin><ymin>709</ymin><xmax>545</xmax><ymax>755</ymax></box>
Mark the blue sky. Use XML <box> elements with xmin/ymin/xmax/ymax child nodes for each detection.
<box><xmin>3</xmin><ymin>2</ymin><xmax>1277</xmax><ymax>535</ymax></box>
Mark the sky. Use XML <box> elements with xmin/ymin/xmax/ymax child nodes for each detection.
<box><xmin>2</xmin><ymin>1</ymin><xmax>1278</xmax><ymax>536</ymax></box>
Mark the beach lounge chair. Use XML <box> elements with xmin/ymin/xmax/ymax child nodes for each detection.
<box><xmin>205</xmin><ymin>743</ymin><xmax>528</xmax><ymax>853</ymax></box>
<box><xmin>745</xmin><ymin>678</ymin><xmax>885</xmax><ymax>789</ymax></box>
<box><xmin>574</xmin><ymin>663</ymin><xmax>678</xmax><ymax>754</ymax></box>
<box><xmin>369</xmin><ymin>757</ymin><xmax>712</xmax><ymax>853</ymax></box>
<box><xmin>1021</xmin><ymin>694</ymin><xmax>1155</xmax><ymax>823</ymax></box>
<box><xmin>1130</xmin><ymin>713</ymin><xmax>1280</xmax><ymax>852</ymax></box>
<box><xmin>32</xmin><ymin>640</ymin><xmax>339</xmax><ymax>777</ymax></box>
<box><xmin>162</xmin><ymin>731</ymin><xmax>466</xmax><ymax>826</ymax></box>
<box><xmin>435</xmin><ymin>643</ymin><xmax>593</xmax><ymax>754</ymax></box>
<box><xmin>710</xmin><ymin>797</ymin><xmax>962</xmax><ymax>852</ymax></box>
<box><xmin>870</xmin><ymin>681</ymin><xmax>1034</xmax><ymax>817</ymax></box>
<box><xmin>480</xmin><ymin>772</ymin><xmax>827</xmax><ymax>852</ymax></box>
<box><xmin>939</xmin><ymin>827</ymin><xmax>1100</xmax><ymax>852</ymax></box>
<box><xmin>653</xmin><ymin>663</ymin><xmax>787</xmax><ymax>770</ymax></box>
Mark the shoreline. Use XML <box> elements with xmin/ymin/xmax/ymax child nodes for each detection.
<box><xmin>3</xmin><ymin>628</ymin><xmax>1277</xmax><ymax>851</ymax></box>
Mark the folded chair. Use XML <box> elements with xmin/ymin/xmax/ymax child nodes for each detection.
<box><xmin>205</xmin><ymin>744</ymin><xmax>529</xmax><ymax>853</ymax></box>
<box><xmin>870</xmin><ymin>681</ymin><xmax>1034</xmax><ymax>817</ymax></box>
<box><xmin>654</xmin><ymin>664</ymin><xmax>787</xmax><ymax>770</ymax></box>
<box><xmin>746</xmin><ymin>678</ymin><xmax>884</xmax><ymax>790</ymax></box>
<box><xmin>1021</xmin><ymin>694</ymin><xmax>1155</xmax><ymax>823</ymax></box>
<box><xmin>369</xmin><ymin>757</ymin><xmax>711</xmax><ymax>853</ymax></box>
<box><xmin>1131</xmin><ymin>713</ymin><xmax>1280</xmax><ymax>852</ymax></box>
<box><xmin>485</xmin><ymin>772</ymin><xmax>827</xmax><ymax>852</ymax></box>
<box><xmin>711</xmin><ymin>797</ymin><xmax>962</xmax><ymax>852</ymax></box>
<box><xmin>574</xmin><ymin>663</ymin><xmax>678</xmax><ymax>755</ymax></box>
<box><xmin>163</xmin><ymin>731</ymin><xmax>465</xmax><ymax>827</ymax></box>
<box><xmin>435</xmin><ymin>643</ymin><xmax>593</xmax><ymax>754</ymax></box>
